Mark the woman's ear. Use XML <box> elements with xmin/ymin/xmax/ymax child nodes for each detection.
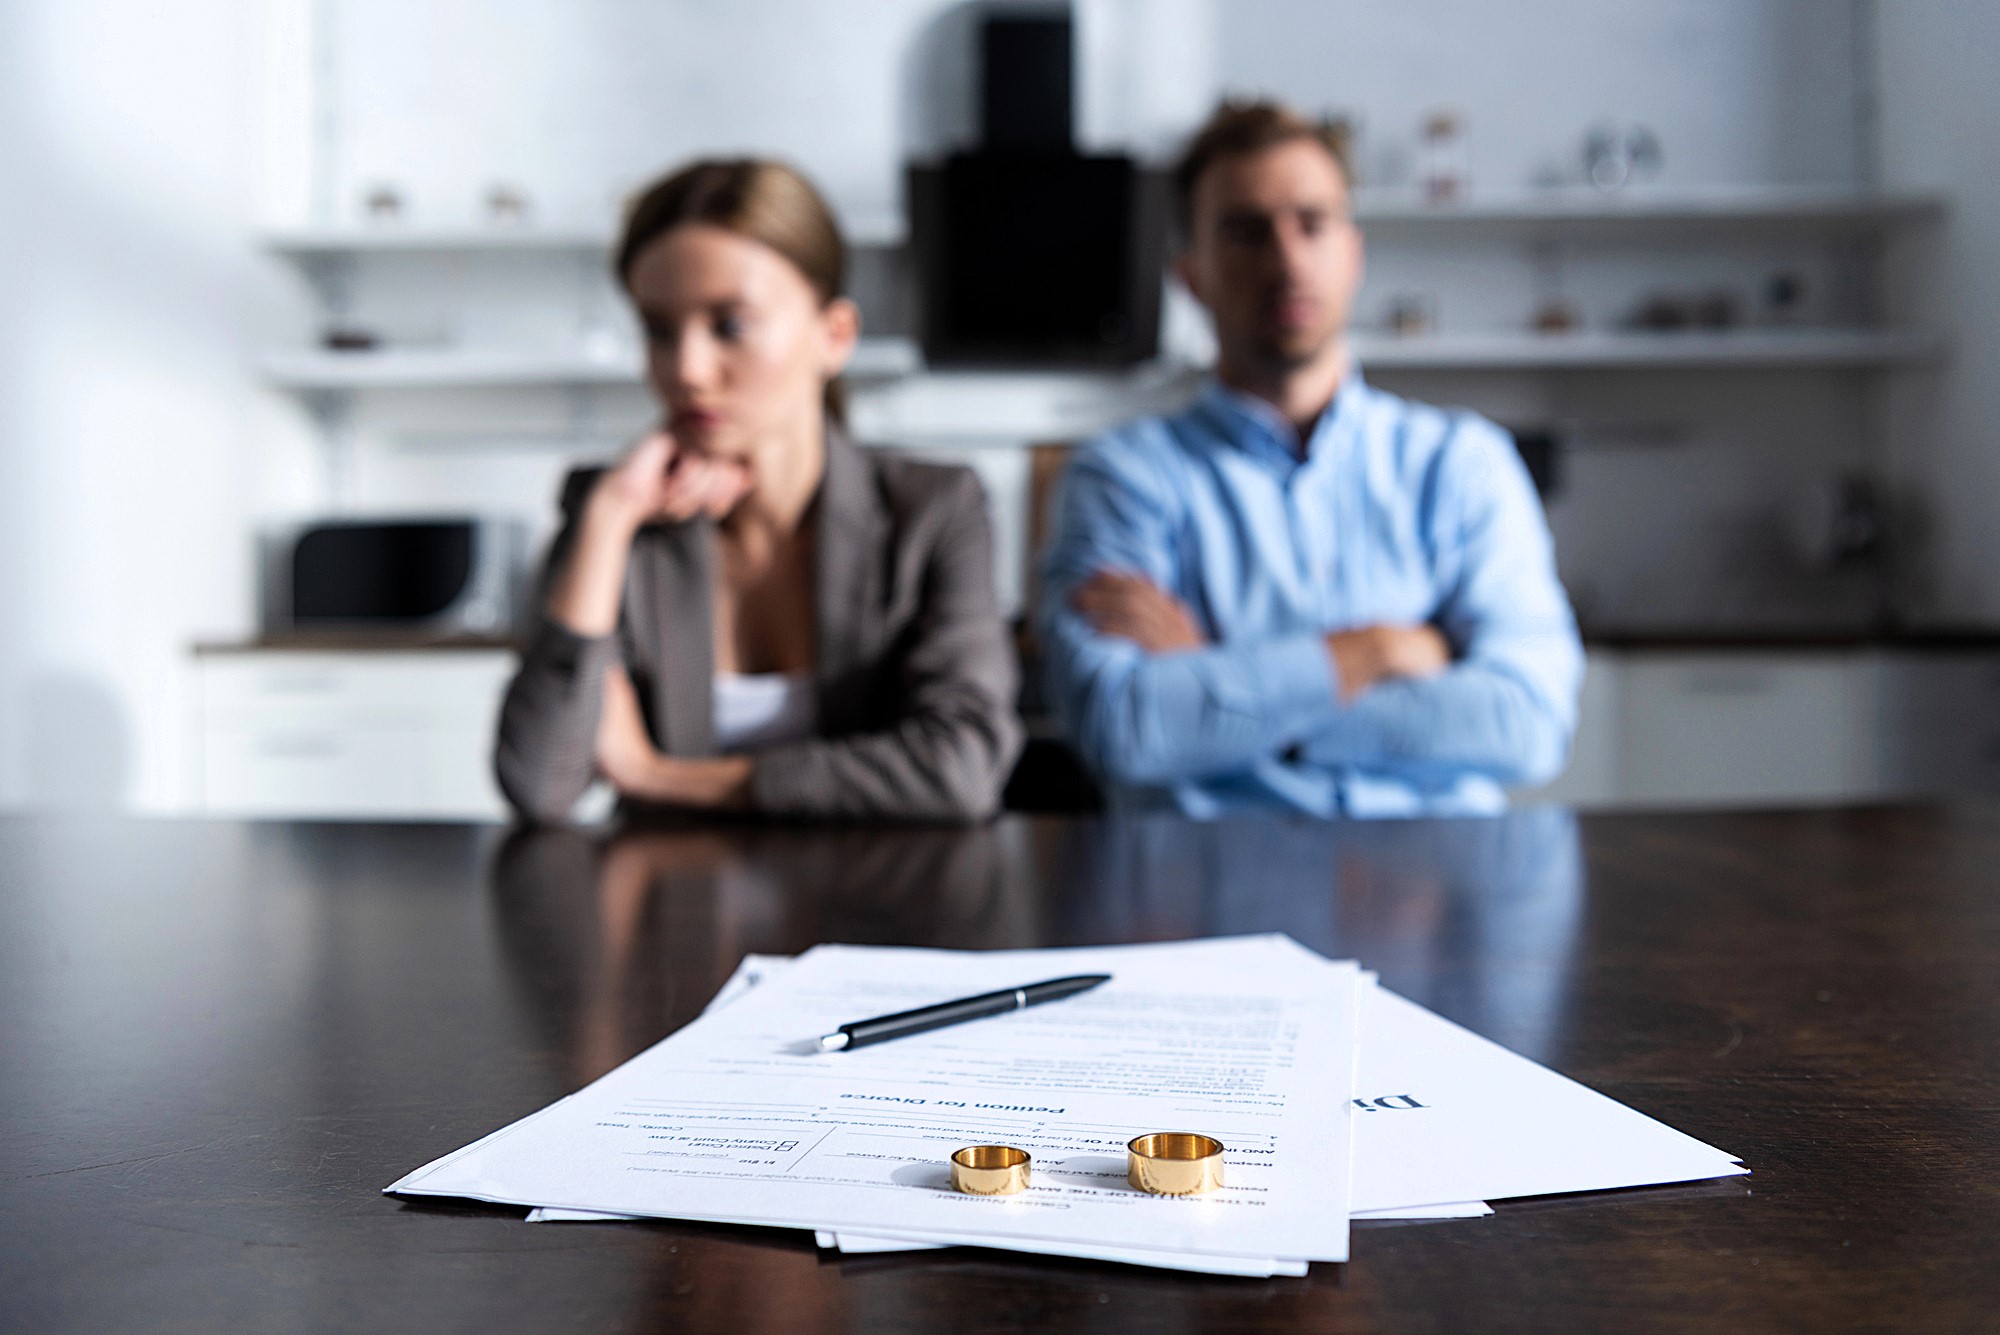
<box><xmin>819</xmin><ymin>296</ymin><xmax>861</xmax><ymax>377</ymax></box>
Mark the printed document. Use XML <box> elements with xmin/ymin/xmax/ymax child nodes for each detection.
<box><xmin>705</xmin><ymin>947</ymin><xmax>1743</xmax><ymax>1216</ymax></box>
<box><xmin>390</xmin><ymin>937</ymin><xmax>1362</xmax><ymax>1267</ymax></box>
<box><xmin>1350</xmin><ymin>985</ymin><xmax>1742</xmax><ymax>1207</ymax></box>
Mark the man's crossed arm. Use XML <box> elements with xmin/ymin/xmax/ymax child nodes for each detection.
<box><xmin>1071</xmin><ymin>571</ymin><xmax>1450</xmax><ymax>702</ymax></box>
<box><xmin>1062</xmin><ymin>570</ymin><xmax>1569</xmax><ymax>789</ymax></box>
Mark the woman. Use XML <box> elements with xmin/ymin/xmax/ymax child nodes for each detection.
<box><xmin>496</xmin><ymin>159</ymin><xmax>1021</xmax><ymax>823</ymax></box>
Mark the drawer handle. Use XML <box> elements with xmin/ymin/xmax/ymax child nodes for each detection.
<box><xmin>1681</xmin><ymin>671</ymin><xmax>1775</xmax><ymax>695</ymax></box>
<box><xmin>256</xmin><ymin>735</ymin><xmax>342</xmax><ymax>759</ymax></box>
<box><xmin>256</xmin><ymin>675</ymin><xmax>344</xmax><ymax>694</ymax></box>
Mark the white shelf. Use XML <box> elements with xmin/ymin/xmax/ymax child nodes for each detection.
<box><xmin>850</xmin><ymin>366</ymin><xmax>1200</xmax><ymax>444</ymax></box>
<box><xmin>258</xmin><ymin>329</ymin><xmax>1931</xmax><ymax>396</ymax></box>
<box><xmin>1351</xmin><ymin>185</ymin><xmax>1943</xmax><ymax>232</ymax></box>
<box><xmin>261</xmin><ymin>212</ymin><xmax>905</xmax><ymax>257</ymax></box>
<box><xmin>1350</xmin><ymin>328</ymin><xmax>1942</xmax><ymax>370</ymax></box>
<box><xmin>260</xmin><ymin>347</ymin><xmax>638</xmax><ymax>388</ymax></box>
<box><xmin>263</xmin><ymin>226</ymin><xmax>613</xmax><ymax>256</ymax></box>
<box><xmin>258</xmin><ymin>337</ymin><xmax>924</xmax><ymax>389</ymax></box>
<box><xmin>260</xmin><ymin>189</ymin><xmax>1939</xmax><ymax>253</ymax></box>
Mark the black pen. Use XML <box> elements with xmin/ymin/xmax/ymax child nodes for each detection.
<box><xmin>813</xmin><ymin>974</ymin><xmax>1112</xmax><ymax>1052</ymax></box>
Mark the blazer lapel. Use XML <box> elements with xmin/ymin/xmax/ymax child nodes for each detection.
<box><xmin>641</xmin><ymin>425</ymin><xmax>874</xmax><ymax>754</ymax></box>
<box><xmin>815</xmin><ymin>423</ymin><xmax>886</xmax><ymax>682</ymax></box>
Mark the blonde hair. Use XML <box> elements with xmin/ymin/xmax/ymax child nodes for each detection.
<box><xmin>616</xmin><ymin>158</ymin><xmax>849</xmax><ymax>421</ymax></box>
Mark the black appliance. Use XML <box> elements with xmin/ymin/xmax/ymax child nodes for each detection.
<box><xmin>981</xmin><ymin>11</ymin><xmax>1073</xmax><ymax>153</ymax></box>
<box><xmin>909</xmin><ymin>9</ymin><xmax>1165</xmax><ymax>367</ymax></box>
<box><xmin>259</xmin><ymin>517</ymin><xmax>524</xmax><ymax>636</ymax></box>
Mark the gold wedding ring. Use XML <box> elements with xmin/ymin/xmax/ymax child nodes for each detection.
<box><xmin>950</xmin><ymin>1144</ymin><xmax>1031</xmax><ymax>1195</ymax></box>
<box><xmin>1127</xmin><ymin>1132</ymin><xmax>1225</xmax><ymax>1195</ymax></box>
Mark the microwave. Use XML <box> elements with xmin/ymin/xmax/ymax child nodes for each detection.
<box><xmin>259</xmin><ymin>516</ymin><xmax>527</xmax><ymax>637</ymax></box>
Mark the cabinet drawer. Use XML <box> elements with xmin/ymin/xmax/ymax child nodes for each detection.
<box><xmin>199</xmin><ymin>651</ymin><xmax>516</xmax><ymax>729</ymax></box>
<box><xmin>201</xmin><ymin>724</ymin><xmax>506</xmax><ymax>820</ymax></box>
<box><xmin>1618</xmin><ymin>652</ymin><xmax>1876</xmax><ymax>806</ymax></box>
<box><xmin>196</xmin><ymin>650</ymin><xmax>516</xmax><ymax>820</ymax></box>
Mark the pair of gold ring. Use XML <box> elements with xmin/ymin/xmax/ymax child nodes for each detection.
<box><xmin>948</xmin><ymin>1133</ymin><xmax>1226</xmax><ymax>1197</ymax></box>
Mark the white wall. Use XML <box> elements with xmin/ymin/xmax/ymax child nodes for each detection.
<box><xmin>1219</xmin><ymin>0</ymin><xmax>1866</xmax><ymax>191</ymax></box>
<box><xmin>311</xmin><ymin>0</ymin><xmax>1220</xmax><ymax>235</ymax></box>
<box><xmin>318</xmin><ymin>0</ymin><xmax>942</xmax><ymax>237</ymax></box>
<box><xmin>1873</xmin><ymin>0</ymin><xmax>2000</xmax><ymax>624</ymax></box>
<box><xmin>313</xmin><ymin>0</ymin><xmax>1865</xmax><ymax>226</ymax></box>
<box><xmin>0</xmin><ymin>2</ymin><xmax>318</xmax><ymax>812</ymax></box>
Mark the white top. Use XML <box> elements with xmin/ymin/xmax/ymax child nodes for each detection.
<box><xmin>712</xmin><ymin>672</ymin><xmax>818</xmax><ymax>752</ymax></box>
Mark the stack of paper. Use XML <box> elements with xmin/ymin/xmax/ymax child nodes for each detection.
<box><xmin>387</xmin><ymin>935</ymin><xmax>1745</xmax><ymax>1275</ymax></box>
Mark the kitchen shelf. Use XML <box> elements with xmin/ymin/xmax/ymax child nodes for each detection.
<box><xmin>258</xmin><ymin>328</ymin><xmax>1930</xmax><ymax>401</ymax></box>
<box><xmin>261</xmin><ymin>347</ymin><xmax>638</xmax><ymax>388</ymax></box>
<box><xmin>259</xmin><ymin>190</ymin><xmax>1936</xmax><ymax>254</ymax></box>
<box><xmin>259</xmin><ymin>337</ymin><xmax>924</xmax><ymax>389</ymax></box>
<box><xmin>261</xmin><ymin>211</ymin><xmax>905</xmax><ymax>257</ymax></box>
<box><xmin>263</xmin><ymin>226</ymin><xmax>613</xmax><ymax>255</ymax></box>
<box><xmin>1349</xmin><ymin>328</ymin><xmax>1941</xmax><ymax>370</ymax></box>
<box><xmin>1350</xmin><ymin>185</ymin><xmax>1943</xmax><ymax>234</ymax></box>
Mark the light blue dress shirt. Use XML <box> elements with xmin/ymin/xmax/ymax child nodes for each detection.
<box><xmin>1038</xmin><ymin>372</ymin><xmax>1584</xmax><ymax>818</ymax></box>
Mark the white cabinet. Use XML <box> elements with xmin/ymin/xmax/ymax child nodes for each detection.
<box><xmin>196</xmin><ymin>649</ymin><xmax>516</xmax><ymax>820</ymax></box>
<box><xmin>1615</xmin><ymin>651</ymin><xmax>1885</xmax><ymax>807</ymax></box>
<box><xmin>1517</xmin><ymin>650</ymin><xmax>1624</xmax><ymax>808</ymax></box>
<box><xmin>190</xmin><ymin>643</ymin><xmax>2000</xmax><ymax>819</ymax></box>
<box><xmin>1522</xmin><ymin>647</ymin><xmax>1913</xmax><ymax>810</ymax></box>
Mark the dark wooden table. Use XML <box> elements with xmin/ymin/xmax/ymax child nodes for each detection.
<box><xmin>3</xmin><ymin>806</ymin><xmax>1996</xmax><ymax>1333</ymax></box>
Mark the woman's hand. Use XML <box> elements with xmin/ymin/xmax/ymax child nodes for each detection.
<box><xmin>594</xmin><ymin>666</ymin><xmax>754</xmax><ymax>810</ymax></box>
<box><xmin>549</xmin><ymin>433</ymin><xmax>753</xmax><ymax>637</ymax></box>
<box><xmin>593</xmin><ymin>431</ymin><xmax>753</xmax><ymax>532</ymax></box>
<box><xmin>594</xmin><ymin>665</ymin><xmax>664</xmax><ymax>794</ymax></box>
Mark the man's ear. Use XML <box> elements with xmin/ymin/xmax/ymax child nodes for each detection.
<box><xmin>1172</xmin><ymin>250</ymin><xmax>1205</xmax><ymax>308</ymax></box>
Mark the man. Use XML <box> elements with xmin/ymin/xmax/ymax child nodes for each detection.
<box><xmin>1039</xmin><ymin>100</ymin><xmax>1583</xmax><ymax>818</ymax></box>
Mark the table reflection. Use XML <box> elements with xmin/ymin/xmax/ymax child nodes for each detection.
<box><xmin>1041</xmin><ymin>809</ymin><xmax>1585</xmax><ymax>1061</ymax></box>
<box><xmin>485</xmin><ymin>810</ymin><xmax>1582</xmax><ymax>1083</ymax></box>
<box><xmin>486</xmin><ymin>822</ymin><xmax>1037</xmax><ymax>1084</ymax></box>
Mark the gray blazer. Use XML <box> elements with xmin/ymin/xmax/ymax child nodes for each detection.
<box><xmin>495</xmin><ymin>427</ymin><xmax>1022</xmax><ymax>823</ymax></box>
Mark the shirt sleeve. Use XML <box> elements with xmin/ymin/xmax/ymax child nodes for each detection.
<box><xmin>1037</xmin><ymin>435</ymin><xmax>1344</xmax><ymax>787</ymax></box>
<box><xmin>1300</xmin><ymin>418</ymin><xmax>1583</xmax><ymax>787</ymax></box>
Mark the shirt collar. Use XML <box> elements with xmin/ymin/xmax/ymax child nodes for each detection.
<box><xmin>1195</xmin><ymin>367</ymin><xmax>1369</xmax><ymax>473</ymax></box>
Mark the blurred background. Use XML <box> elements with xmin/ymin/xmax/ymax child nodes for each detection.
<box><xmin>0</xmin><ymin>0</ymin><xmax>1994</xmax><ymax>820</ymax></box>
